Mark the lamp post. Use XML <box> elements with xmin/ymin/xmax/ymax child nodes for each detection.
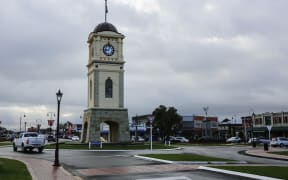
<box><xmin>36</xmin><ymin>119</ymin><xmax>42</xmax><ymax>133</ymax></box>
<box><xmin>133</xmin><ymin>114</ymin><xmax>139</xmax><ymax>141</ymax></box>
<box><xmin>54</xmin><ymin>89</ymin><xmax>63</xmax><ymax>167</ymax></box>
<box><xmin>203</xmin><ymin>106</ymin><xmax>209</xmax><ymax>137</ymax></box>
<box><xmin>19</xmin><ymin>114</ymin><xmax>26</xmax><ymax>132</ymax></box>
<box><xmin>24</xmin><ymin>122</ymin><xmax>27</xmax><ymax>132</ymax></box>
<box><xmin>135</xmin><ymin>115</ymin><xmax>138</xmax><ymax>141</ymax></box>
<box><xmin>47</xmin><ymin>112</ymin><xmax>55</xmax><ymax>135</ymax></box>
<box><xmin>252</xmin><ymin>112</ymin><xmax>256</xmax><ymax>148</ymax></box>
<box><xmin>148</xmin><ymin>116</ymin><xmax>154</xmax><ymax>151</ymax></box>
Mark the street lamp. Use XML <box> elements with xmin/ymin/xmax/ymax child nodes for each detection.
<box><xmin>47</xmin><ymin>112</ymin><xmax>55</xmax><ymax>135</ymax></box>
<box><xmin>252</xmin><ymin>112</ymin><xmax>256</xmax><ymax>148</ymax></box>
<box><xmin>19</xmin><ymin>114</ymin><xmax>26</xmax><ymax>132</ymax></box>
<box><xmin>24</xmin><ymin>121</ymin><xmax>27</xmax><ymax>132</ymax></box>
<box><xmin>133</xmin><ymin>114</ymin><xmax>139</xmax><ymax>141</ymax></box>
<box><xmin>203</xmin><ymin>106</ymin><xmax>209</xmax><ymax>137</ymax></box>
<box><xmin>36</xmin><ymin>119</ymin><xmax>42</xmax><ymax>133</ymax></box>
<box><xmin>148</xmin><ymin>116</ymin><xmax>154</xmax><ymax>151</ymax></box>
<box><xmin>54</xmin><ymin>89</ymin><xmax>63</xmax><ymax>167</ymax></box>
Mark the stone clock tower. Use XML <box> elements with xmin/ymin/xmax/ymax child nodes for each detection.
<box><xmin>81</xmin><ymin>19</ymin><xmax>130</xmax><ymax>143</ymax></box>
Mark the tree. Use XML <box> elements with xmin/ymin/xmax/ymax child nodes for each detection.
<box><xmin>152</xmin><ymin>105</ymin><xmax>182</xmax><ymax>139</ymax></box>
<box><xmin>64</xmin><ymin>121</ymin><xmax>73</xmax><ymax>129</ymax></box>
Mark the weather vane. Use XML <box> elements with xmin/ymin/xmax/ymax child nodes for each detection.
<box><xmin>105</xmin><ymin>0</ymin><xmax>108</xmax><ymax>23</ymax></box>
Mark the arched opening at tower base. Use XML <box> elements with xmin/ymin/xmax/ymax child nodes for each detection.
<box><xmin>101</xmin><ymin>121</ymin><xmax>119</xmax><ymax>143</ymax></box>
<box><xmin>81</xmin><ymin>108</ymin><xmax>130</xmax><ymax>143</ymax></box>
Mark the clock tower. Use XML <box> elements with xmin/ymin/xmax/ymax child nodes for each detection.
<box><xmin>81</xmin><ymin>16</ymin><xmax>129</xmax><ymax>143</ymax></box>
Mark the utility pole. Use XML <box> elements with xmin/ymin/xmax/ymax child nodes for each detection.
<box><xmin>203</xmin><ymin>106</ymin><xmax>209</xmax><ymax>137</ymax></box>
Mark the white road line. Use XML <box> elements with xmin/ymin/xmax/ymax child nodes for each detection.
<box><xmin>137</xmin><ymin>176</ymin><xmax>192</xmax><ymax>180</ymax></box>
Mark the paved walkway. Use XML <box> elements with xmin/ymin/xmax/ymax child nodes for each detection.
<box><xmin>245</xmin><ymin>147</ymin><xmax>288</xmax><ymax>160</ymax></box>
<box><xmin>4</xmin><ymin>156</ymin><xmax>81</xmax><ymax>180</ymax></box>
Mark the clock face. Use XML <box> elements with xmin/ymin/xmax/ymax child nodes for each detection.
<box><xmin>103</xmin><ymin>44</ymin><xmax>114</xmax><ymax>56</ymax></box>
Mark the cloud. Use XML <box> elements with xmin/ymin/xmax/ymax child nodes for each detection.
<box><xmin>1</xmin><ymin>0</ymin><xmax>288</xmax><ymax>130</ymax></box>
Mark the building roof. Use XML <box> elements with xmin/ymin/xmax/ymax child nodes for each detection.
<box><xmin>93</xmin><ymin>22</ymin><xmax>118</xmax><ymax>33</ymax></box>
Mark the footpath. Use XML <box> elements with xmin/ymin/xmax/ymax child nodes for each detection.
<box><xmin>3</xmin><ymin>156</ymin><xmax>81</xmax><ymax>180</ymax></box>
<box><xmin>245</xmin><ymin>147</ymin><xmax>288</xmax><ymax>161</ymax></box>
<box><xmin>5</xmin><ymin>147</ymin><xmax>288</xmax><ymax>180</ymax></box>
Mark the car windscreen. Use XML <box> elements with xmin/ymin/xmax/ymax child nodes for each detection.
<box><xmin>24</xmin><ymin>134</ymin><xmax>38</xmax><ymax>137</ymax></box>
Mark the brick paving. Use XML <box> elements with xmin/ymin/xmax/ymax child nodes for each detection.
<box><xmin>77</xmin><ymin>164</ymin><xmax>199</xmax><ymax>177</ymax></box>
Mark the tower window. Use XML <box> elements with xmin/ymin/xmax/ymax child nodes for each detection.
<box><xmin>105</xmin><ymin>78</ymin><xmax>113</xmax><ymax>98</ymax></box>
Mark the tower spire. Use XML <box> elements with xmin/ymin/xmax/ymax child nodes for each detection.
<box><xmin>105</xmin><ymin>0</ymin><xmax>108</xmax><ymax>23</ymax></box>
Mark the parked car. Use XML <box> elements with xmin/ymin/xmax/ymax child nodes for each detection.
<box><xmin>171</xmin><ymin>136</ymin><xmax>189</xmax><ymax>143</ymax></box>
<box><xmin>258</xmin><ymin>138</ymin><xmax>270</xmax><ymax>144</ymax></box>
<box><xmin>131</xmin><ymin>136</ymin><xmax>145</xmax><ymax>142</ymax></box>
<box><xmin>47</xmin><ymin>135</ymin><xmax>56</xmax><ymax>142</ymax></box>
<box><xmin>226</xmin><ymin>137</ymin><xmax>241</xmax><ymax>143</ymax></box>
<box><xmin>270</xmin><ymin>137</ymin><xmax>288</xmax><ymax>147</ymax></box>
<box><xmin>248</xmin><ymin>138</ymin><xmax>257</xmax><ymax>144</ymax></box>
<box><xmin>71</xmin><ymin>136</ymin><xmax>80</xmax><ymax>141</ymax></box>
<box><xmin>248</xmin><ymin>137</ymin><xmax>270</xmax><ymax>144</ymax></box>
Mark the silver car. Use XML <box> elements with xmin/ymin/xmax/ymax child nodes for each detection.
<box><xmin>226</xmin><ymin>137</ymin><xmax>241</xmax><ymax>143</ymax></box>
<box><xmin>270</xmin><ymin>137</ymin><xmax>288</xmax><ymax>147</ymax></box>
<box><xmin>172</xmin><ymin>137</ymin><xmax>189</xmax><ymax>143</ymax></box>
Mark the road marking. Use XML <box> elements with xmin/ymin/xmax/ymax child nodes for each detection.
<box><xmin>137</xmin><ymin>176</ymin><xmax>191</xmax><ymax>180</ymax></box>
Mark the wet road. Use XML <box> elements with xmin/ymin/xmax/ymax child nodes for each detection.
<box><xmin>1</xmin><ymin>144</ymin><xmax>287</xmax><ymax>179</ymax></box>
<box><xmin>85</xmin><ymin>170</ymin><xmax>254</xmax><ymax>180</ymax></box>
<box><xmin>181</xmin><ymin>145</ymin><xmax>288</xmax><ymax>164</ymax></box>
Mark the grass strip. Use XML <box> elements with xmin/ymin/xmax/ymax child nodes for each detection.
<box><xmin>0</xmin><ymin>158</ymin><xmax>32</xmax><ymax>180</ymax></box>
<box><xmin>45</xmin><ymin>143</ymin><xmax>176</xmax><ymax>150</ymax></box>
<box><xmin>140</xmin><ymin>153</ymin><xmax>232</xmax><ymax>162</ymax></box>
<box><xmin>214</xmin><ymin>166</ymin><xmax>288</xmax><ymax>179</ymax></box>
<box><xmin>269</xmin><ymin>151</ymin><xmax>288</xmax><ymax>156</ymax></box>
<box><xmin>176</xmin><ymin>143</ymin><xmax>226</xmax><ymax>146</ymax></box>
<box><xmin>0</xmin><ymin>142</ymin><xmax>12</xmax><ymax>146</ymax></box>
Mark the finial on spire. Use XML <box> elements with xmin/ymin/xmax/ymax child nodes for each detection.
<box><xmin>105</xmin><ymin>0</ymin><xmax>108</xmax><ymax>23</ymax></box>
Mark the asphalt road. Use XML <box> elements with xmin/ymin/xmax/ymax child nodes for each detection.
<box><xmin>85</xmin><ymin>170</ymin><xmax>254</xmax><ymax>180</ymax></box>
<box><xmin>180</xmin><ymin>145</ymin><xmax>288</xmax><ymax>164</ymax></box>
<box><xmin>1</xmin><ymin>144</ymin><xmax>287</xmax><ymax>179</ymax></box>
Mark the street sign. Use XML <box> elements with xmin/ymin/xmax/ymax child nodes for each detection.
<box><xmin>267</xmin><ymin>125</ymin><xmax>272</xmax><ymax>131</ymax></box>
<box><xmin>267</xmin><ymin>125</ymin><xmax>272</xmax><ymax>151</ymax></box>
<box><xmin>148</xmin><ymin>116</ymin><xmax>154</xmax><ymax>122</ymax></box>
<box><xmin>48</xmin><ymin>119</ymin><xmax>55</xmax><ymax>126</ymax></box>
<box><xmin>148</xmin><ymin>116</ymin><xmax>154</xmax><ymax>151</ymax></box>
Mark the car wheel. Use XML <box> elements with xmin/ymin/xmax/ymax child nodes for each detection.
<box><xmin>21</xmin><ymin>143</ymin><xmax>27</xmax><ymax>152</ymax></box>
<box><xmin>280</xmin><ymin>143</ymin><xmax>284</xmax><ymax>147</ymax></box>
<box><xmin>13</xmin><ymin>144</ymin><xmax>17</xmax><ymax>152</ymax></box>
<box><xmin>38</xmin><ymin>147</ymin><xmax>43</xmax><ymax>153</ymax></box>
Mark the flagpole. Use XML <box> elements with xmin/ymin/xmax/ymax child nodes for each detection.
<box><xmin>105</xmin><ymin>0</ymin><xmax>108</xmax><ymax>23</ymax></box>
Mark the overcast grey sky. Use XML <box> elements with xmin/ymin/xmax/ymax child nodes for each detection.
<box><xmin>1</xmin><ymin>0</ymin><xmax>288</xmax><ymax>130</ymax></box>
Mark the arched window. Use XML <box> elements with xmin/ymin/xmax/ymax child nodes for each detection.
<box><xmin>105</xmin><ymin>78</ymin><xmax>113</xmax><ymax>98</ymax></box>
